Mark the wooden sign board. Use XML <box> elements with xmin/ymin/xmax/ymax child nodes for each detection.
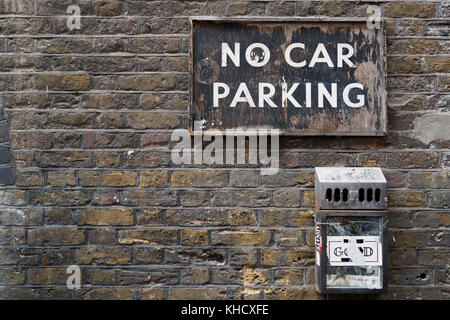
<box><xmin>190</xmin><ymin>18</ymin><xmax>387</xmax><ymax>136</ymax></box>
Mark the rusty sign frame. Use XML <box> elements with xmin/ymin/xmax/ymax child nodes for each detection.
<box><xmin>189</xmin><ymin>17</ymin><xmax>387</xmax><ymax>136</ymax></box>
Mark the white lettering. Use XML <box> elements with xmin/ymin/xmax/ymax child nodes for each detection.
<box><xmin>222</xmin><ymin>43</ymin><xmax>240</xmax><ymax>67</ymax></box>
<box><xmin>285</xmin><ymin>43</ymin><xmax>306</xmax><ymax>68</ymax></box>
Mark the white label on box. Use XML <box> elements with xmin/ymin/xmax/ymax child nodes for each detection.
<box><xmin>326</xmin><ymin>274</ymin><xmax>381</xmax><ymax>289</ymax></box>
<box><xmin>327</xmin><ymin>236</ymin><xmax>382</xmax><ymax>266</ymax></box>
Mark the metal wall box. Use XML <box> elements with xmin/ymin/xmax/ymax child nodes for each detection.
<box><xmin>315</xmin><ymin>167</ymin><xmax>388</xmax><ymax>294</ymax></box>
<box><xmin>190</xmin><ymin>17</ymin><xmax>387</xmax><ymax>136</ymax></box>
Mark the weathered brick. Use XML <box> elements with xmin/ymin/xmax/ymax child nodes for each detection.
<box><xmin>34</xmin><ymin>74</ymin><xmax>91</xmax><ymax>91</ymax></box>
<box><xmin>389</xmin><ymin>209</ymin><xmax>414</xmax><ymax>229</ymax></box>
<box><xmin>139</xmin><ymin>170</ymin><xmax>168</xmax><ymax>187</ymax></box>
<box><xmin>122</xmin><ymin>189</ymin><xmax>176</xmax><ymax>206</ymax></box>
<box><xmin>30</xmin><ymin>190</ymin><xmax>90</xmax><ymax>206</ymax></box>
<box><xmin>136</xmin><ymin>288</ymin><xmax>165</xmax><ymax>300</ymax></box>
<box><xmin>386</xmin><ymin>152</ymin><xmax>439</xmax><ymax>169</ymax></box>
<box><xmin>79</xmin><ymin>171</ymin><xmax>137</xmax><ymax>187</ymax></box>
<box><xmin>0</xmin><ymin>208</ymin><xmax>42</xmax><ymax>226</ymax></box>
<box><xmin>395</xmin><ymin>20</ymin><xmax>426</xmax><ymax>36</ymax></box>
<box><xmin>167</xmin><ymin>209</ymin><xmax>226</xmax><ymax>226</ymax></box>
<box><xmin>118</xmin><ymin>229</ymin><xmax>177</xmax><ymax>245</ymax></box>
<box><xmin>37</xmin><ymin>38</ymin><xmax>93</xmax><ymax>54</ymax></box>
<box><xmin>53</xmin><ymin>132</ymin><xmax>82</xmax><ymax>148</ymax></box>
<box><xmin>15</xmin><ymin>170</ymin><xmax>44</xmax><ymax>186</ymax></box>
<box><xmin>383</xmin><ymin>2</ymin><xmax>436</xmax><ymax>18</ymax></box>
<box><xmin>415</xmin><ymin>211</ymin><xmax>450</xmax><ymax>228</ymax></box>
<box><xmin>426</xmin><ymin>94</ymin><xmax>449</xmax><ymax>110</ymax></box>
<box><xmin>36</xmin><ymin>113</ymin><xmax>93</xmax><ymax>129</ymax></box>
<box><xmin>136</xmin><ymin>209</ymin><xmax>164</xmax><ymax>226</ymax></box>
<box><xmin>95</xmin><ymin>112</ymin><xmax>124</xmax><ymax>129</ymax></box>
<box><xmin>77</xmin><ymin>208</ymin><xmax>133</xmax><ymax>226</ymax></box>
<box><xmin>28</xmin><ymin>267</ymin><xmax>67</xmax><ymax>285</ymax></box>
<box><xmin>274</xmin><ymin>269</ymin><xmax>304</xmax><ymax>286</ymax></box>
<box><xmin>35</xmin><ymin>151</ymin><xmax>92</xmax><ymax>168</ymax></box>
<box><xmin>227</xmin><ymin>2</ymin><xmax>248</xmax><ymax>16</ymax></box>
<box><xmin>180</xmin><ymin>268</ymin><xmax>209</xmax><ymax>285</ymax></box>
<box><xmin>0</xmin><ymin>229</ymin><xmax>26</xmax><ymax>245</ymax></box>
<box><xmin>171</xmin><ymin>170</ymin><xmax>228</xmax><ymax>187</ymax></box>
<box><xmin>230</xmin><ymin>170</ymin><xmax>260</xmax><ymax>187</ymax></box>
<box><xmin>95</xmin><ymin>0</ymin><xmax>122</xmax><ymax>16</ymax></box>
<box><xmin>75</xmin><ymin>288</ymin><xmax>135</xmax><ymax>300</ymax></box>
<box><xmin>88</xmin><ymin>228</ymin><xmax>116</xmax><ymax>245</ymax></box>
<box><xmin>228</xmin><ymin>209</ymin><xmax>257</xmax><ymax>226</ymax></box>
<box><xmin>428</xmin><ymin>191</ymin><xmax>450</xmax><ymax>208</ymax></box>
<box><xmin>234</xmin><ymin>190</ymin><xmax>271</xmax><ymax>207</ymax></box>
<box><xmin>94</xmin><ymin>152</ymin><xmax>121</xmax><ymax>168</ymax></box>
<box><xmin>388</xmin><ymin>76</ymin><xmax>434</xmax><ymax>92</ymax></box>
<box><xmin>181</xmin><ymin>229</ymin><xmax>208</xmax><ymax>246</ymax></box>
<box><xmin>423</xmin><ymin>56</ymin><xmax>450</xmax><ymax>73</ymax></box>
<box><xmin>391</xmin><ymin>56</ymin><xmax>422</xmax><ymax>74</ymax></box>
<box><xmin>273</xmin><ymin>189</ymin><xmax>301</xmax><ymax>207</ymax></box>
<box><xmin>0</xmin><ymin>287</ymin><xmax>40</xmax><ymax>300</ymax></box>
<box><xmin>44</xmin><ymin>208</ymin><xmax>73</xmax><ymax>225</ymax></box>
<box><xmin>0</xmin><ymin>268</ymin><xmax>26</xmax><ymax>285</ymax></box>
<box><xmin>126</xmin><ymin>113</ymin><xmax>183</xmax><ymax>129</ymax></box>
<box><xmin>210</xmin><ymin>229</ymin><xmax>271</xmax><ymax>246</ymax></box>
<box><xmin>122</xmin><ymin>151</ymin><xmax>171</xmax><ymax>168</ymax></box>
<box><xmin>133</xmin><ymin>247</ymin><xmax>163</xmax><ymax>264</ymax></box>
<box><xmin>262</xmin><ymin>171</ymin><xmax>314</xmax><ymax>187</ymax></box>
<box><xmin>388</xmin><ymin>94</ymin><xmax>425</xmax><ymax>111</ymax></box>
<box><xmin>437</xmin><ymin>75</ymin><xmax>450</xmax><ymax>92</ymax></box>
<box><xmin>259</xmin><ymin>209</ymin><xmax>314</xmax><ymax>227</ymax></box>
<box><xmin>28</xmin><ymin>227</ymin><xmax>85</xmax><ymax>245</ymax></box>
<box><xmin>390</xmin><ymin>230</ymin><xmax>428</xmax><ymax>248</ymax></box>
<box><xmin>389</xmin><ymin>268</ymin><xmax>432</xmax><ymax>285</ymax></box>
<box><xmin>261</xmin><ymin>248</ymin><xmax>315</xmax><ymax>267</ymax></box>
<box><xmin>212</xmin><ymin>267</ymin><xmax>270</xmax><ymax>285</ymax></box>
<box><xmin>164</xmin><ymin>248</ymin><xmax>225</xmax><ymax>265</ymax></box>
<box><xmin>264</xmin><ymin>288</ymin><xmax>319</xmax><ymax>300</ymax></box>
<box><xmin>418</xmin><ymin>249</ymin><xmax>450</xmax><ymax>266</ymax></box>
<box><xmin>47</xmin><ymin>170</ymin><xmax>76</xmax><ymax>187</ymax></box>
<box><xmin>120</xmin><ymin>75</ymin><xmax>177</xmax><ymax>91</ymax></box>
<box><xmin>83</xmin><ymin>132</ymin><xmax>139</xmax><ymax>149</ymax></box>
<box><xmin>426</xmin><ymin>20</ymin><xmax>450</xmax><ymax>37</ymax></box>
<box><xmin>228</xmin><ymin>248</ymin><xmax>258</xmax><ymax>266</ymax></box>
<box><xmin>169</xmin><ymin>287</ymin><xmax>227</xmax><ymax>300</ymax></box>
<box><xmin>74</xmin><ymin>247</ymin><xmax>131</xmax><ymax>265</ymax></box>
<box><xmin>388</xmin><ymin>39</ymin><xmax>437</xmax><ymax>55</ymax></box>
<box><xmin>42</xmin><ymin>249</ymin><xmax>71</xmax><ymax>265</ymax></box>
<box><xmin>0</xmin><ymin>190</ymin><xmax>27</xmax><ymax>205</ymax></box>
<box><xmin>302</xmin><ymin>190</ymin><xmax>315</xmax><ymax>207</ymax></box>
<box><xmin>85</xmin><ymin>269</ymin><xmax>116</xmax><ymax>285</ymax></box>
<box><xmin>357</xmin><ymin>152</ymin><xmax>386</xmax><ymax>167</ymax></box>
<box><xmin>408</xmin><ymin>172</ymin><xmax>449</xmax><ymax>189</ymax></box>
<box><xmin>274</xmin><ymin>230</ymin><xmax>303</xmax><ymax>247</ymax></box>
<box><xmin>388</xmin><ymin>248</ymin><xmax>416</xmax><ymax>267</ymax></box>
<box><xmin>118</xmin><ymin>268</ymin><xmax>178</xmax><ymax>285</ymax></box>
<box><xmin>0</xmin><ymin>248</ymin><xmax>39</xmax><ymax>266</ymax></box>
<box><xmin>388</xmin><ymin>190</ymin><xmax>426</xmax><ymax>207</ymax></box>
<box><xmin>141</xmin><ymin>132</ymin><xmax>169</xmax><ymax>148</ymax></box>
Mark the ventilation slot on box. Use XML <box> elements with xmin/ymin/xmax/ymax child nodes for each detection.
<box><xmin>325</xmin><ymin>188</ymin><xmax>349</xmax><ymax>203</ymax></box>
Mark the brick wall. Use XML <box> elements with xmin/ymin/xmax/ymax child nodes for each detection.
<box><xmin>0</xmin><ymin>0</ymin><xmax>448</xmax><ymax>300</ymax></box>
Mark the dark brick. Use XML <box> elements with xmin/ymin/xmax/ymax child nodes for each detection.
<box><xmin>0</xmin><ymin>167</ymin><xmax>15</xmax><ymax>185</ymax></box>
<box><xmin>0</xmin><ymin>123</ymin><xmax>10</xmax><ymax>143</ymax></box>
<box><xmin>0</xmin><ymin>146</ymin><xmax>11</xmax><ymax>163</ymax></box>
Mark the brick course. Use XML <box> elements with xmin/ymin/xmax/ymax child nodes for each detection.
<box><xmin>0</xmin><ymin>0</ymin><xmax>449</xmax><ymax>300</ymax></box>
